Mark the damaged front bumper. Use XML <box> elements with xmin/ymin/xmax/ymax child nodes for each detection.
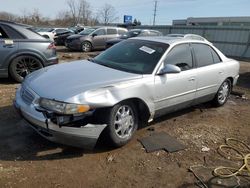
<box><xmin>14</xmin><ymin>87</ymin><xmax>107</xmax><ymax>149</ymax></box>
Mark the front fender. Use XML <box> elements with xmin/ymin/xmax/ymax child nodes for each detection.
<box><xmin>67</xmin><ymin>77</ymin><xmax>156</xmax><ymax>119</ymax></box>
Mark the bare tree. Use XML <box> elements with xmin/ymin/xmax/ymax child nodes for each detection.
<box><xmin>55</xmin><ymin>10</ymin><xmax>73</xmax><ymax>26</ymax></box>
<box><xmin>0</xmin><ymin>11</ymin><xmax>17</xmax><ymax>21</ymax></box>
<box><xmin>99</xmin><ymin>4</ymin><xmax>118</xmax><ymax>25</ymax></box>
<box><xmin>67</xmin><ymin>0</ymin><xmax>79</xmax><ymax>25</ymax></box>
<box><xmin>67</xmin><ymin>0</ymin><xmax>92</xmax><ymax>25</ymax></box>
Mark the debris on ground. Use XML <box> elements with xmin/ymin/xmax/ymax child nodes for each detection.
<box><xmin>107</xmin><ymin>155</ymin><xmax>115</xmax><ymax>163</ymax></box>
<box><xmin>147</xmin><ymin>127</ymin><xmax>155</xmax><ymax>132</ymax></box>
<box><xmin>138</xmin><ymin>132</ymin><xmax>186</xmax><ymax>153</ymax></box>
<box><xmin>201</xmin><ymin>146</ymin><xmax>210</xmax><ymax>152</ymax></box>
<box><xmin>62</xmin><ymin>53</ymin><xmax>73</xmax><ymax>59</ymax></box>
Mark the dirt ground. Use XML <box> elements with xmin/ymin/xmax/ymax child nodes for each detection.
<box><xmin>0</xmin><ymin>46</ymin><xmax>250</xmax><ymax>188</ymax></box>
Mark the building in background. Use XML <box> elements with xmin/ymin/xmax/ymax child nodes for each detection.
<box><xmin>173</xmin><ymin>17</ymin><xmax>250</xmax><ymax>26</ymax></box>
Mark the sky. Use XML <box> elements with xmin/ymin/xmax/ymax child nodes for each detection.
<box><xmin>0</xmin><ymin>0</ymin><xmax>250</xmax><ymax>25</ymax></box>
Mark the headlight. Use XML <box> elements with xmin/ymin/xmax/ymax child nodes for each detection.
<box><xmin>39</xmin><ymin>98</ymin><xmax>90</xmax><ymax>114</ymax></box>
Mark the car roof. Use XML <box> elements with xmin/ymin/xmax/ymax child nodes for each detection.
<box><xmin>130</xmin><ymin>36</ymin><xmax>211</xmax><ymax>46</ymax></box>
<box><xmin>93</xmin><ymin>26</ymin><xmax>127</xmax><ymax>30</ymax></box>
<box><xmin>0</xmin><ymin>20</ymin><xmax>31</xmax><ymax>28</ymax></box>
<box><xmin>129</xmin><ymin>29</ymin><xmax>161</xmax><ymax>32</ymax></box>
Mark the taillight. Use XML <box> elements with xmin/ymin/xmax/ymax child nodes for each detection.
<box><xmin>48</xmin><ymin>42</ymin><xmax>56</xmax><ymax>50</ymax></box>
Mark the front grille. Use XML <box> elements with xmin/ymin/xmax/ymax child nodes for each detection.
<box><xmin>20</xmin><ymin>85</ymin><xmax>35</xmax><ymax>105</ymax></box>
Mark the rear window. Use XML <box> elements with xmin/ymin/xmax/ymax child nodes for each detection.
<box><xmin>2</xmin><ymin>25</ymin><xmax>25</xmax><ymax>39</ymax></box>
<box><xmin>0</xmin><ymin>26</ymin><xmax>9</xmax><ymax>39</ymax></box>
<box><xmin>211</xmin><ymin>48</ymin><xmax>221</xmax><ymax>63</ymax></box>
<box><xmin>12</xmin><ymin>25</ymin><xmax>44</xmax><ymax>40</ymax></box>
<box><xmin>107</xmin><ymin>28</ymin><xmax>117</xmax><ymax>35</ymax></box>
<box><xmin>118</xmin><ymin>29</ymin><xmax>126</xmax><ymax>35</ymax></box>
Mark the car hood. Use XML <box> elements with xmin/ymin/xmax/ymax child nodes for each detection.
<box><xmin>24</xmin><ymin>60</ymin><xmax>142</xmax><ymax>102</ymax></box>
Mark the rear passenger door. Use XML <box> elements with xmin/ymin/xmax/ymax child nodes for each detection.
<box><xmin>0</xmin><ymin>24</ymin><xmax>19</xmax><ymax>75</ymax></box>
<box><xmin>192</xmin><ymin>43</ymin><xmax>224</xmax><ymax>102</ymax></box>
<box><xmin>106</xmin><ymin>28</ymin><xmax>118</xmax><ymax>41</ymax></box>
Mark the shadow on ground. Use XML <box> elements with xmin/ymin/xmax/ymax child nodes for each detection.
<box><xmin>0</xmin><ymin>105</ymin><xmax>115</xmax><ymax>162</ymax></box>
<box><xmin>237</xmin><ymin>72</ymin><xmax>250</xmax><ymax>89</ymax></box>
<box><xmin>0</xmin><ymin>78</ymin><xmax>16</xmax><ymax>84</ymax></box>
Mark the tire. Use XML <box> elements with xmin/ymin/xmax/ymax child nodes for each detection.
<box><xmin>9</xmin><ymin>55</ymin><xmax>43</xmax><ymax>82</ymax></box>
<box><xmin>81</xmin><ymin>41</ymin><xmax>92</xmax><ymax>52</ymax></box>
<box><xmin>212</xmin><ymin>79</ymin><xmax>231</xmax><ymax>107</ymax></box>
<box><xmin>106</xmin><ymin>102</ymin><xmax>138</xmax><ymax>147</ymax></box>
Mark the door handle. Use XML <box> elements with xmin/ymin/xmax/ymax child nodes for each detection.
<box><xmin>219</xmin><ymin>71</ymin><xmax>223</xmax><ymax>74</ymax></box>
<box><xmin>188</xmin><ymin>77</ymin><xmax>195</xmax><ymax>81</ymax></box>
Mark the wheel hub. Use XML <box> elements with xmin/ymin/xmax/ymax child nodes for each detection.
<box><xmin>218</xmin><ymin>82</ymin><xmax>229</xmax><ymax>103</ymax></box>
<box><xmin>114</xmin><ymin>105</ymin><xmax>134</xmax><ymax>139</ymax></box>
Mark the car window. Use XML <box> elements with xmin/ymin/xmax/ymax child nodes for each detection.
<box><xmin>0</xmin><ymin>26</ymin><xmax>9</xmax><ymax>39</ymax></box>
<box><xmin>164</xmin><ymin>44</ymin><xmax>193</xmax><ymax>71</ymax></box>
<box><xmin>211</xmin><ymin>48</ymin><xmax>221</xmax><ymax>63</ymax></box>
<box><xmin>139</xmin><ymin>31</ymin><xmax>149</xmax><ymax>36</ymax></box>
<box><xmin>2</xmin><ymin>25</ymin><xmax>25</xmax><ymax>39</ymax></box>
<box><xmin>107</xmin><ymin>28</ymin><xmax>117</xmax><ymax>35</ymax></box>
<box><xmin>192</xmin><ymin>43</ymin><xmax>214</xmax><ymax>67</ymax></box>
<box><xmin>118</xmin><ymin>29</ymin><xmax>126</xmax><ymax>35</ymax></box>
<box><xmin>149</xmin><ymin>31</ymin><xmax>162</xmax><ymax>36</ymax></box>
<box><xmin>55</xmin><ymin>29</ymin><xmax>68</xmax><ymax>34</ymax></box>
<box><xmin>93</xmin><ymin>28</ymin><xmax>106</xmax><ymax>36</ymax></box>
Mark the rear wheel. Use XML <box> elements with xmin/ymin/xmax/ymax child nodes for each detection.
<box><xmin>212</xmin><ymin>79</ymin><xmax>231</xmax><ymax>106</ymax></box>
<box><xmin>106</xmin><ymin>102</ymin><xmax>138</xmax><ymax>147</ymax></box>
<box><xmin>9</xmin><ymin>55</ymin><xmax>43</xmax><ymax>82</ymax></box>
<box><xmin>81</xmin><ymin>41</ymin><xmax>92</xmax><ymax>52</ymax></box>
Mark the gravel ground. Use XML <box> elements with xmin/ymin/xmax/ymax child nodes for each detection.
<box><xmin>0</xmin><ymin>46</ymin><xmax>249</xmax><ymax>188</ymax></box>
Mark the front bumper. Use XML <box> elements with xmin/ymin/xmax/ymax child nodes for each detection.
<box><xmin>233</xmin><ymin>74</ymin><xmax>239</xmax><ymax>86</ymax></box>
<box><xmin>45</xmin><ymin>57</ymin><xmax>59</xmax><ymax>66</ymax></box>
<box><xmin>14</xmin><ymin>87</ymin><xmax>107</xmax><ymax>149</ymax></box>
<box><xmin>65</xmin><ymin>39</ymin><xmax>81</xmax><ymax>50</ymax></box>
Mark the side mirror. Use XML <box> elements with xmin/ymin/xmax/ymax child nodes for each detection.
<box><xmin>158</xmin><ymin>64</ymin><xmax>181</xmax><ymax>75</ymax></box>
<box><xmin>92</xmin><ymin>33</ymin><xmax>97</xmax><ymax>37</ymax></box>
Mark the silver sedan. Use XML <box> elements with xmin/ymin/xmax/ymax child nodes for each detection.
<box><xmin>14</xmin><ymin>37</ymin><xmax>240</xmax><ymax>149</ymax></box>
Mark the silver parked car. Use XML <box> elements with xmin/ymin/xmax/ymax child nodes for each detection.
<box><xmin>14</xmin><ymin>37</ymin><xmax>239</xmax><ymax>149</ymax></box>
<box><xmin>0</xmin><ymin>21</ymin><xmax>58</xmax><ymax>82</ymax></box>
<box><xmin>65</xmin><ymin>26</ymin><xmax>127</xmax><ymax>52</ymax></box>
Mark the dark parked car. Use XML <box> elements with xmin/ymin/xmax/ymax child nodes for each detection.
<box><xmin>65</xmin><ymin>27</ymin><xmax>127</xmax><ymax>52</ymax></box>
<box><xmin>54</xmin><ymin>30</ymin><xmax>74</xmax><ymax>45</ymax></box>
<box><xmin>106</xmin><ymin>29</ymin><xmax>162</xmax><ymax>48</ymax></box>
<box><xmin>0</xmin><ymin>20</ymin><xmax>58</xmax><ymax>82</ymax></box>
<box><xmin>68</xmin><ymin>26</ymin><xmax>90</xmax><ymax>34</ymax></box>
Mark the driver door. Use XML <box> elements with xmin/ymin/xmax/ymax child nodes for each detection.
<box><xmin>154</xmin><ymin>43</ymin><xmax>197</xmax><ymax>115</ymax></box>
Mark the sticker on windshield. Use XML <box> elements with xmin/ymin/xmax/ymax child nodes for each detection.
<box><xmin>139</xmin><ymin>46</ymin><xmax>155</xmax><ymax>54</ymax></box>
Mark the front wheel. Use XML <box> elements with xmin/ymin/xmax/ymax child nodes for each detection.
<box><xmin>81</xmin><ymin>41</ymin><xmax>92</xmax><ymax>52</ymax></box>
<box><xmin>106</xmin><ymin>102</ymin><xmax>138</xmax><ymax>147</ymax></box>
<box><xmin>212</xmin><ymin>79</ymin><xmax>231</xmax><ymax>107</ymax></box>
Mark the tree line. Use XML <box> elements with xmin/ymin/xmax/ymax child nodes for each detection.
<box><xmin>0</xmin><ymin>0</ymin><xmax>141</xmax><ymax>27</ymax></box>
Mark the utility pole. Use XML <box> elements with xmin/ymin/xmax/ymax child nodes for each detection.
<box><xmin>153</xmin><ymin>0</ymin><xmax>157</xmax><ymax>25</ymax></box>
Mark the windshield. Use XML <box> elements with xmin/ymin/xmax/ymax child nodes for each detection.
<box><xmin>121</xmin><ymin>30</ymin><xmax>141</xmax><ymax>39</ymax></box>
<box><xmin>94</xmin><ymin>39</ymin><xmax>169</xmax><ymax>74</ymax></box>
<box><xmin>79</xmin><ymin>28</ymin><xmax>96</xmax><ymax>35</ymax></box>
